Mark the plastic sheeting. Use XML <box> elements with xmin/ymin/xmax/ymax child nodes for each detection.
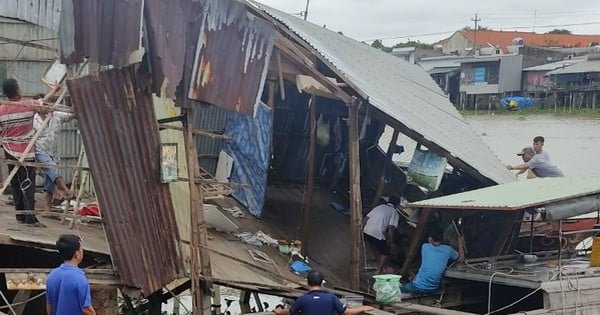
<box><xmin>223</xmin><ymin>102</ymin><xmax>272</xmax><ymax>216</ymax></box>
<box><xmin>501</xmin><ymin>96</ymin><xmax>534</xmax><ymax>110</ymax></box>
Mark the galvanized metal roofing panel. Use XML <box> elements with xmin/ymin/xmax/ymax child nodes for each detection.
<box><xmin>251</xmin><ymin>2</ymin><xmax>515</xmax><ymax>185</ymax></box>
<box><xmin>0</xmin><ymin>0</ymin><xmax>62</xmax><ymax>31</ymax></box>
<box><xmin>408</xmin><ymin>177</ymin><xmax>600</xmax><ymax>210</ymax></box>
<box><xmin>546</xmin><ymin>60</ymin><xmax>600</xmax><ymax>75</ymax></box>
<box><xmin>522</xmin><ymin>58</ymin><xmax>585</xmax><ymax>72</ymax></box>
<box><xmin>67</xmin><ymin>64</ymin><xmax>182</xmax><ymax>296</ymax></box>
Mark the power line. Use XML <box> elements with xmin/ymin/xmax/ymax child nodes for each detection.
<box><xmin>362</xmin><ymin>21</ymin><xmax>600</xmax><ymax>44</ymax></box>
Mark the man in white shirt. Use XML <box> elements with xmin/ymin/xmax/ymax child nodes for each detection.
<box><xmin>34</xmin><ymin>102</ymin><xmax>74</xmax><ymax>212</ymax></box>
<box><xmin>363</xmin><ymin>196</ymin><xmax>401</xmax><ymax>274</ymax></box>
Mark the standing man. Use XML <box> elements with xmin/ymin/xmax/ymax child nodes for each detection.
<box><xmin>401</xmin><ymin>227</ymin><xmax>465</xmax><ymax>294</ymax></box>
<box><xmin>507</xmin><ymin>147</ymin><xmax>564</xmax><ymax>178</ymax></box>
<box><xmin>0</xmin><ymin>79</ymin><xmax>58</xmax><ymax>227</ymax></box>
<box><xmin>46</xmin><ymin>234</ymin><xmax>96</xmax><ymax>315</ymax></box>
<box><xmin>363</xmin><ymin>196</ymin><xmax>401</xmax><ymax>274</ymax></box>
<box><xmin>34</xmin><ymin>102</ymin><xmax>74</xmax><ymax>211</ymax></box>
<box><xmin>273</xmin><ymin>270</ymin><xmax>373</xmax><ymax>315</ymax></box>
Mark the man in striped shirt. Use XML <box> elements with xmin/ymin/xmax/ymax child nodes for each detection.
<box><xmin>0</xmin><ymin>79</ymin><xmax>58</xmax><ymax>227</ymax></box>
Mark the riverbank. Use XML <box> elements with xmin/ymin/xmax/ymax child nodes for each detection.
<box><xmin>460</xmin><ymin>108</ymin><xmax>600</xmax><ymax>118</ymax></box>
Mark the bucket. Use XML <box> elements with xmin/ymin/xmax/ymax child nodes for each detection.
<box><xmin>372</xmin><ymin>274</ymin><xmax>402</xmax><ymax>304</ymax></box>
<box><xmin>590</xmin><ymin>237</ymin><xmax>600</xmax><ymax>267</ymax></box>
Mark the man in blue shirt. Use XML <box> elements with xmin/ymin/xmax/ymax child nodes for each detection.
<box><xmin>401</xmin><ymin>227</ymin><xmax>465</xmax><ymax>294</ymax></box>
<box><xmin>46</xmin><ymin>234</ymin><xmax>96</xmax><ymax>315</ymax></box>
<box><xmin>273</xmin><ymin>270</ymin><xmax>373</xmax><ymax>315</ymax></box>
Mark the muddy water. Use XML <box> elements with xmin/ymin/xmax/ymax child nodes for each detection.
<box><xmin>465</xmin><ymin>114</ymin><xmax>600</xmax><ymax>177</ymax></box>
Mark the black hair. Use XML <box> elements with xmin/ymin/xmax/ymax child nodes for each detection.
<box><xmin>33</xmin><ymin>93</ymin><xmax>46</xmax><ymax>100</ymax></box>
<box><xmin>533</xmin><ymin>136</ymin><xmax>545</xmax><ymax>143</ymax></box>
<box><xmin>429</xmin><ymin>226</ymin><xmax>444</xmax><ymax>243</ymax></box>
<box><xmin>56</xmin><ymin>234</ymin><xmax>82</xmax><ymax>261</ymax></box>
<box><xmin>388</xmin><ymin>195</ymin><xmax>401</xmax><ymax>207</ymax></box>
<box><xmin>306</xmin><ymin>270</ymin><xmax>324</xmax><ymax>286</ymax></box>
<box><xmin>2</xmin><ymin>79</ymin><xmax>19</xmax><ymax>99</ymax></box>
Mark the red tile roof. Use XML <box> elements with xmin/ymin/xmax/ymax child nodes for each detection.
<box><xmin>460</xmin><ymin>30</ymin><xmax>600</xmax><ymax>49</ymax></box>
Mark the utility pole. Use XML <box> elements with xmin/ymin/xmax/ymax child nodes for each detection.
<box><xmin>304</xmin><ymin>0</ymin><xmax>310</xmax><ymax>20</ymax></box>
<box><xmin>471</xmin><ymin>13</ymin><xmax>481</xmax><ymax>56</ymax></box>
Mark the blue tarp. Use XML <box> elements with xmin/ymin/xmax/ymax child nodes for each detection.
<box><xmin>223</xmin><ymin>102</ymin><xmax>272</xmax><ymax>217</ymax></box>
<box><xmin>500</xmin><ymin>97</ymin><xmax>534</xmax><ymax>110</ymax></box>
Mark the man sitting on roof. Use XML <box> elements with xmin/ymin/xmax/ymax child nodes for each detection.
<box><xmin>507</xmin><ymin>147</ymin><xmax>564</xmax><ymax>178</ymax></box>
<box><xmin>400</xmin><ymin>226</ymin><xmax>465</xmax><ymax>294</ymax></box>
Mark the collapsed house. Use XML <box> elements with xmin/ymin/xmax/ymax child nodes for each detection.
<box><xmin>7</xmin><ymin>1</ymin><xmax>600</xmax><ymax>315</ymax></box>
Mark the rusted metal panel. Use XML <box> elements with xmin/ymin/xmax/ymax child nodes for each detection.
<box><xmin>59</xmin><ymin>0</ymin><xmax>142</xmax><ymax>66</ymax></box>
<box><xmin>187</xmin><ymin>0</ymin><xmax>275</xmax><ymax>116</ymax></box>
<box><xmin>143</xmin><ymin>0</ymin><xmax>203</xmax><ymax>99</ymax></box>
<box><xmin>0</xmin><ymin>0</ymin><xmax>62</xmax><ymax>31</ymax></box>
<box><xmin>67</xmin><ymin>64</ymin><xmax>182</xmax><ymax>297</ymax></box>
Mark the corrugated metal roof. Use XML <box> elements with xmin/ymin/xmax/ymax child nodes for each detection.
<box><xmin>0</xmin><ymin>0</ymin><xmax>62</xmax><ymax>31</ymax></box>
<box><xmin>428</xmin><ymin>67</ymin><xmax>459</xmax><ymax>75</ymax></box>
<box><xmin>59</xmin><ymin>0</ymin><xmax>142</xmax><ymax>66</ymax></box>
<box><xmin>417</xmin><ymin>56</ymin><xmax>470</xmax><ymax>72</ymax></box>
<box><xmin>546</xmin><ymin>60</ymin><xmax>600</xmax><ymax>75</ymax></box>
<box><xmin>408</xmin><ymin>177</ymin><xmax>600</xmax><ymax>211</ymax></box>
<box><xmin>251</xmin><ymin>2</ymin><xmax>515</xmax><ymax>185</ymax></box>
<box><xmin>187</xmin><ymin>0</ymin><xmax>275</xmax><ymax>116</ymax></box>
<box><xmin>523</xmin><ymin>58</ymin><xmax>585</xmax><ymax>72</ymax></box>
<box><xmin>67</xmin><ymin>64</ymin><xmax>182</xmax><ymax>297</ymax></box>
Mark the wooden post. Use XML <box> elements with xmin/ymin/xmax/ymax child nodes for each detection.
<box><xmin>239</xmin><ymin>291</ymin><xmax>251</xmax><ymax>314</ymax></box>
<box><xmin>185</xmin><ymin>108</ymin><xmax>212</xmax><ymax>315</ymax></box>
<box><xmin>347</xmin><ymin>97</ymin><xmax>362</xmax><ymax>290</ymax></box>
<box><xmin>372</xmin><ymin>128</ymin><xmax>399</xmax><ymax>207</ymax></box>
<box><xmin>400</xmin><ymin>208</ymin><xmax>432</xmax><ymax>278</ymax></box>
<box><xmin>301</xmin><ymin>95</ymin><xmax>316</xmax><ymax>257</ymax></box>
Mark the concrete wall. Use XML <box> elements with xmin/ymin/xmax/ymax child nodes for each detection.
<box><xmin>442</xmin><ymin>31</ymin><xmax>472</xmax><ymax>54</ymax></box>
<box><xmin>498</xmin><ymin>54</ymin><xmax>524</xmax><ymax>92</ymax></box>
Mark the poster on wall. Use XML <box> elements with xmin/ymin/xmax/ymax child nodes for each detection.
<box><xmin>161</xmin><ymin>143</ymin><xmax>179</xmax><ymax>183</ymax></box>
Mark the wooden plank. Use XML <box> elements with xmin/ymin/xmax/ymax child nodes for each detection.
<box><xmin>400</xmin><ymin>208</ymin><xmax>432</xmax><ymax>277</ymax></box>
<box><xmin>184</xmin><ymin>108</ymin><xmax>212</xmax><ymax>315</ymax></box>
<box><xmin>372</xmin><ymin>128</ymin><xmax>399</xmax><ymax>206</ymax></box>
<box><xmin>491</xmin><ymin>210</ymin><xmax>524</xmax><ymax>256</ymax></box>
<box><xmin>347</xmin><ymin>97</ymin><xmax>362</xmax><ymax>290</ymax></box>
<box><xmin>300</xmin><ymin>95</ymin><xmax>316</xmax><ymax>257</ymax></box>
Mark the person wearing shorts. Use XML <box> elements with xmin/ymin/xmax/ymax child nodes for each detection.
<box><xmin>363</xmin><ymin>196</ymin><xmax>400</xmax><ymax>274</ymax></box>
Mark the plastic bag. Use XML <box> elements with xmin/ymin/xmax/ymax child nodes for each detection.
<box><xmin>372</xmin><ymin>274</ymin><xmax>402</xmax><ymax>304</ymax></box>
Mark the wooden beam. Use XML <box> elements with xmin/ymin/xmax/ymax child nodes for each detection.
<box><xmin>184</xmin><ymin>108</ymin><xmax>212</xmax><ymax>315</ymax></box>
<box><xmin>158</xmin><ymin>123</ymin><xmax>230</xmax><ymax>139</ymax></box>
<box><xmin>400</xmin><ymin>208</ymin><xmax>432</xmax><ymax>278</ymax></box>
<box><xmin>273</xmin><ymin>36</ymin><xmax>351</xmax><ymax>103</ymax></box>
<box><xmin>301</xmin><ymin>95</ymin><xmax>317</xmax><ymax>258</ymax></box>
<box><xmin>372</xmin><ymin>128</ymin><xmax>399</xmax><ymax>207</ymax></box>
<box><xmin>347</xmin><ymin>97</ymin><xmax>362</xmax><ymax>290</ymax></box>
<box><xmin>276</xmin><ymin>51</ymin><xmax>286</xmax><ymax>101</ymax></box>
<box><xmin>0</xmin><ymin>159</ymin><xmax>90</xmax><ymax>171</ymax></box>
<box><xmin>0</xmin><ymin>36</ymin><xmax>57</xmax><ymax>52</ymax></box>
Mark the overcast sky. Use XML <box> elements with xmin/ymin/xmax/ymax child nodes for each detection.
<box><xmin>255</xmin><ymin>0</ymin><xmax>600</xmax><ymax>45</ymax></box>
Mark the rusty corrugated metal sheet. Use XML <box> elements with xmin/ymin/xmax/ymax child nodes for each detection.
<box><xmin>186</xmin><ymin>0</ymin><xmax>275</xmax><ymax>116</ymax></box>
<box><xmin>143</xmin><ymin>0</ymin><xmax>202</xmax><ymax>99</ymax></box>
<box><xmin>59</xmin><ymin>0</ymin><xmax>142</xmax><ymax>66</ymax></box>
<box><xmin>67</xmin><ymin>64</ymin><xmax>182</xmax><ymax>297</ymax></box>
<box><xmin>0</xmin><ymin>0</ymin><xmax>62</xmax><ymax>31</ymax></box>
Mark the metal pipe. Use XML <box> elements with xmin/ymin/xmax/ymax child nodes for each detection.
<box><xmin>543</xmin><ymin>195</ymin><xmax>600</xmax><ymax>221</ymax></box>
<box><xmin>303</xmin><ymin>0</ymin><xmax>310</xmax><ymax>20</ymax></box>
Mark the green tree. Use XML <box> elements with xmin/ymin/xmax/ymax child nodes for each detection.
<box><xmin>370</xmin><ymin>39</ymin><xmax>392</xmax><ymax>52</ymax></box>
<box><xmin>547</xmin><ymin>29</ymin><xmax>572</xmax><ymax>34</ymax></box>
